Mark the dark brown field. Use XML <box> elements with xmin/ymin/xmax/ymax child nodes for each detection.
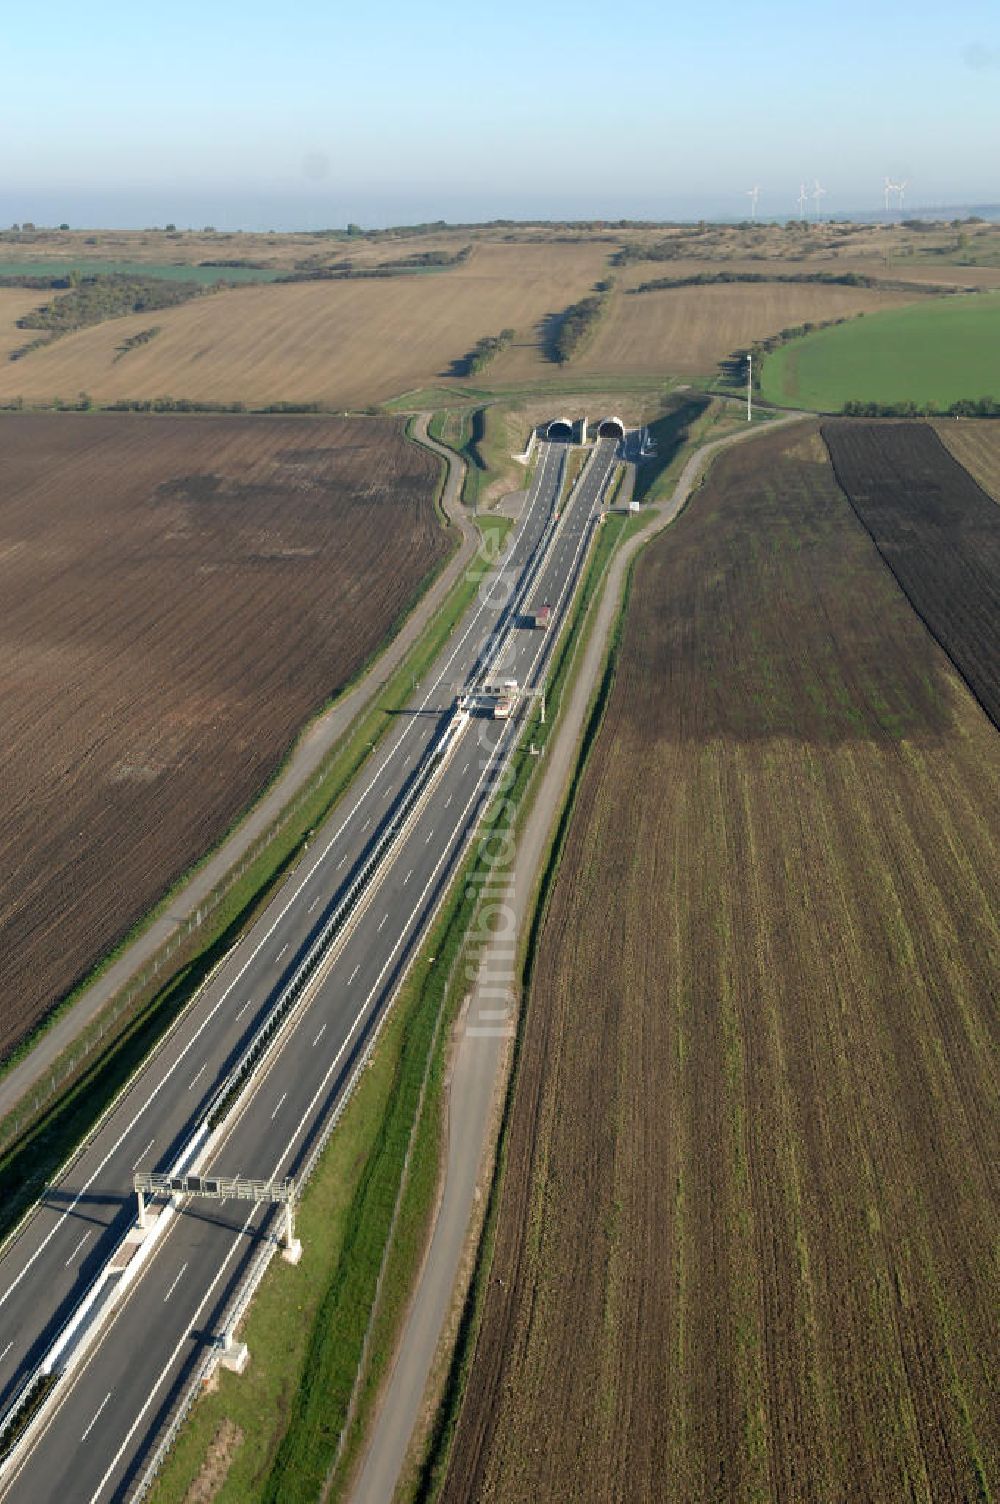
<box><xmin>0</xmin><ymin>412</ymin><xmax>448</xmax><ymax>1057</ymax></box>
<box><xmin>442</xmin><ymin>425</ymin><xmax>999</xmax><ymax>1503</ymax></box>
<box><xmin>823</xmin><ymin>419</ymin><xmax>1000</xmax><ymax>728</ymax></box>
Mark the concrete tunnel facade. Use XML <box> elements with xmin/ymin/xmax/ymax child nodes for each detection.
<box><xmin>546</xmin><ymin>418</ymin><xmax>575</xmax><ymax>441</ymax></box>
<box><xmin>597</xmin><ymin>416</ymin><xmax>626</xmax><ymax>439</ymax></box>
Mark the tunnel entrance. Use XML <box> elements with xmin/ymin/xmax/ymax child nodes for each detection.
<box><xmin>597</xmin><ymin>417</ymin><xmax>625</xmax><ymax>440</ymax></box>
<box><xmin>546</xmin><ymin>418</ymin><xmax>574</xmax><ymax>441</ymax></box>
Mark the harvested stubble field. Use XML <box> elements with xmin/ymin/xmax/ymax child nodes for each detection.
<box><xmin>932</xmin><ymin>418</ymin><xmax>1000</xmax><ymax>503</ymax></box>
<box><xmin>442</xmin><ymin>424</ymin><xmax>999</xmax><ymax>1503</ymax></box>
<box><xmin>569</xmin><ymin>282</ymin><xmax>921</xmax><ymax>379</ymax></box>
<box><xmin>0</xmin><ymin>412</ymin><xmax>448</xmax><ymax>1057</ymax></box>
<box><xmin>823</xmin><ymin>420</ymin><xmax>1000</xmax><ymax>727</ymax></box>
<box><xmin>0</xmin><ymin>289</ymin><xmax>49</xmax><ymax>360</ymax></box>
<box><xmin>613</xmin><ymin>254</ymin><xmax>1000</xmax><ymax>293</ymax></box>
<box><xmin>0</xmin><ymin>242</ymin><xmax>608</xmax><ymax>409</ymax></box>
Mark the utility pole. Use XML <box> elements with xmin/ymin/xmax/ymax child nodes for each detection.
<box><xmin>747</xmin><ymin>351</ymin><xmax>753</xmax><ymax>422</ymax></box>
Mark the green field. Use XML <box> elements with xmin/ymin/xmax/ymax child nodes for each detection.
<box><xmin>760</xmin><ymin>292</ymin><xmax>1000</xmax><ymax>410</ymax></box>
<box><xmin>0</xmin><ymin>259</ymin><xmax>281</xmax><ymax>284</ymax></box>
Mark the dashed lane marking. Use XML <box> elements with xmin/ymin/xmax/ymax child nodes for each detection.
<box><xmin>64</xmin><ymin>1232</ymin><xmax>89</xmax><ymax>1267</ymax></box>
<box><xmin>81</xmin><ymin>1391</ymin><xmax>112</xmax><ymax>1443</ymax></box>
<box><xmin>131</xmin><ymin>1138</ymin><xmax>155</xmax><ymax>1171</ymax></box>
<box><xmin>163</xmin><ymin>1262</ymin><xmax>188</xmax><ymax>1303</ymax></box>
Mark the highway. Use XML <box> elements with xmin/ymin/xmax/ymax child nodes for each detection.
<box><xmin>0</xmin><ymin>435</ymin><xmax>619</xmax><ymax>1502</ymax></box>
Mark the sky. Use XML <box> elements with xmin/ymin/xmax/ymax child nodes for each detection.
<box><xmin>2</xmin><ymin>0</ymin><xmax>998</xmax><ymax>229</ymax></box>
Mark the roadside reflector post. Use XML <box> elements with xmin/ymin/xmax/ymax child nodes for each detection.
<box><xmin>136</xmin><ymin>1187</ymin><xmax>146</xmax><ymax>1230</ymax></box>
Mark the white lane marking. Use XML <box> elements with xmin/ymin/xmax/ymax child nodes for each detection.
<box><xmin>162</xmin><ymin>1262</ymin><xmax>188</xmax><ymax>1303</ymax></box>
<box><xmin>235</xmin><ymin>1000</ymin><xmax>251</xmax><ymax>1020</ymax></box>
<box><xmin>271</xmin><ymin>1093</ymin><xmax>287</xmax><ymax>1121</ymax></box>
<box><xmin>444</xmin><ymin>794</ymin><xmax>453</xmax><ymax>808</ymax></box>
<box><xmin>0</xmin><ymin>1340</ymin><xmax>12</xmax><ymax>1365</ymax></box>
<box><xmin>462</xmin><ymin>761</ymin><xmax>470</xmax><ymax>774</ymax></box>
<box><xmin>348</xmin><ymin>965</ymin><xmax>360</xmax><ymax>986</ymax></box>
<box><xmin>64</xmin><ymin>1231</ymin><xmax>90</xmax><ymax>1267</ymax></box>
<box><xmin>425</xmin><ymin>828</ymin><xmax>434</xmax><ymax>842</ymax></box>
<box><xmin>313</xmin><ymin>1023</ymin><xmax>327</xmax><ymax>1046</ymax></box>
<box><xmin>81</xmin><ymin>1390</ymin><xmax>112</xmax><ymax>1443</ymax></box>
<box><xmin>275</xmin><ymin>944</ymin><xmax>288</xmax><ymax>963</ymax></box>
<box><xmin>131</xmin><ymin>1138</ymin><xmax>155</xmax><ymax>1171</ymax></box>
<box><xmin>309</xmin><ymin>895</ymin><xmax>321</xmax><ymax>913</ymax></box>
<box><xmin>378</xmin><ymin>913</ymin><xmax>389</xmax><ymax>932</ymax></box>
<box><xmin>336</xmin><ymin>855</ymin><xmax>347</xmax><ymax>870</ymax></box>
<box><xmin>188</xmin><ymin>1064</ymin><xmax>207</xmax><ymax>1091</ymax></box>
<box><xmin>403</xmin><ymin>868</ymin><xmax>412</xmax><ymax>886</ymax></box>
<box><xmin>362</xmin><ymin>817</ymin><xmax>371</xmax><ymax>831</ymax></box>
<box><xmin>3</xmin><ymin>455</ymin><xmax>566</xmax><ymax>1341</ymax></box>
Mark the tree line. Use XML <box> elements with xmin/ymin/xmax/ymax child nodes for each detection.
<box><xmin>629</xmin><ymin>270</ymin><xmax>958</xmax><ymax>296</ymax></box>
<box><xmin>841</xmin><ymin>397</ymin><xmax>999</xmax><ymax>418</ymax></box>
<box><xmin>7</xmin><ymin>275</ymin><xmax>207</xmax><ymax>361</ymax></box>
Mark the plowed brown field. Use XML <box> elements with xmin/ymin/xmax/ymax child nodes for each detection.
<box><xmin>442</xmin><ymin>425</ymin><xmax>999</xmax><ymax>1503</ymax></box>
<box><xmin>823</xmin><ymin>420</ymin><xmax>1000</xmax><ymax>728</ymax></box>
<box><xmin>932</xmin><ymin>419</ymin><xmax>1000</xmax><ymax>504</ymax></box>
<box><xmin>0</xmin><ymin>412</ymin><xmax>448</xmax><ymax>1057</ymax></box>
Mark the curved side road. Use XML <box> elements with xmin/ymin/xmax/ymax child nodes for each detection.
<box><xmin>349</xmin><ymin>411</ymin><xmax>810</xmax><ymax>1504</ymax></box>
<box><xmin>0</xmin><ymin>415</ymin><xmax>476</xmax><ymax>1121</ymax></box>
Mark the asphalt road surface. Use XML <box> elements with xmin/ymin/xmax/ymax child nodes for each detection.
<box><xmin>0</xmin><ymin>437</ymin><xmax>618</xmax><ymax>1502</ymax></box>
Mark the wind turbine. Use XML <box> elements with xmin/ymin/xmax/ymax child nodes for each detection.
<box><xmin>896</xmin><ymin>180</ymin><xmax>908</xmax><ymax>213</ymax></box>
<box><xmin>746</xmin><ymin>185</ymin><xmax>760</xmax><ymax>220</ymax></box>
<box><xmin>796</xmin><ymin>182</ymin><xmax>808</xmax><ymax>218</ymax></box>
<box><xmin>883</xmin><ymin>176</ymin><xmax>894</xmax><ymax>214</ymax></box>
<box><xmin>812</xmin><ymin>179</ymin><xmax>827</xmax><ymax>221</ymax></box>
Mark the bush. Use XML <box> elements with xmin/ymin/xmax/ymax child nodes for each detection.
<box><xmin>551</xmin><ymin>294</ymin><xmax>607</xmax><ymax>363</ymax></box>
<box><xmin>459</xmin><ymin>328</ymin><xmax>515</xmax><ymax>376</ymax></box>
